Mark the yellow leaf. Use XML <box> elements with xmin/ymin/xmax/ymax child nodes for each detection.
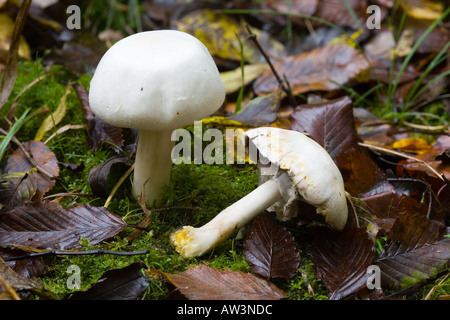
<box><xmin>34</xmin><ymin>83</ymin><xmax>71</xmax><ymax>141</ymax></box>
<box><xmin>0</xmin><ymin>14</ymin><xmax>31</xmax><ymax>60</ymax></box>
<box><xmin>220</xmin><ymin>64</ymin><xmax>269</xmax><ymax>94</ymax></box>
<box><xmin>392</xmin><ymin>29</ymin><xmax>415</xmax><ymax>58</ymax></box>
<box><xmin>200</xmin><ymin>116</ymin><xmax>250</xmax><ymax>128</ymax></box>
<box><xmin>173</xmin><ymin>9</ymin><xmax>286</xmax><ymax>64</ymax></box>
<box><xmin>391</xmin><ymin>138</ymin><xmax>432</xmax><ymax>154</ymax></box>
<box><xmin>330</xmin><ymin>29</ymin><xmax>365</xmax><ymax>48</ymax></box>
<box><xmin>399</xmin><ymin>0</ymin><xmax>443</xmax><ymax>20</ymax></box>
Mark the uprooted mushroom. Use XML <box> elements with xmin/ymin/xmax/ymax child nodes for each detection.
<box><xmin>89</xmin><ymin>30</ymin><xmax>225</xmax><ymax>206</ymax></box>
<box><xmin>170</xmin><ymin>127</ymin><xmax>349</xmax><ymax>258</ymax></box>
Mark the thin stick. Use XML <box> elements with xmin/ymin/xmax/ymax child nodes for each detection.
<box><xmin>3</xmin><ymin>249</ymin><xmax>150</xmax><ymax>261</ymax></box>
<box><xmin>245</xmin><ymin>25</ymin><xmax>298</xmax><ymax>108</ymax></box>
<box><xmin>358</xmin><ymin>142</ymin><xmax>445</xmax><ymax>182</ymax></box>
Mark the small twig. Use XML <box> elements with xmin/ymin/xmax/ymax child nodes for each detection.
<box><xmin>245</xmin><ymin>25</ymin><xmax>298</xmax><ymax>108</ymax></box>
<box><xmin>2</xmin><ymin>249</ymin><xmax>150</xmax><ymax>261</ymax></box>
<box><xmin>152</xmin><ymin>206</ymin><xmax>203</xmax><ymax>212</ymax></box>
<box><xmin>43</xmin><ymin>192</ymin><xmax>96</xmax><ymax>200</ymax></box>
<box><xmin>358</xmin><ymin>142</ymin><xmax>446</xmax><ymax>182</ymax></box>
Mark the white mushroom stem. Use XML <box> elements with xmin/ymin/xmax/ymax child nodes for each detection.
<box><xmin>133</xmin><ymin>130</ymin><xmax>174</xmax><ymax>206</ymax></box>
<box><xmin>170</xmin><ymin>172</ymin><xmax>291</xmax><ymax>258</ymax></box>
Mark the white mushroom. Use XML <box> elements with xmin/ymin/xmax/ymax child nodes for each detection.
<box><xmin>89</xmin><ymin>30</ymin><xmax>225</xmax><ymax>205</ymax></box>
<box><xmin>170</xmin><ymin>127</ymin><xmax>348</xmax><ymax>258</ymax></box>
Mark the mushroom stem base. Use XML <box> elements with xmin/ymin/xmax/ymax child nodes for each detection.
<box><xmin>170</xmin><ymin>172</ymin><xmax>290</xmax><ymax>258</ymax></box>
<box><xmin>133</xmin><ymin>130</ymin><xmax>173</xmax><ymax>206</ymax></box>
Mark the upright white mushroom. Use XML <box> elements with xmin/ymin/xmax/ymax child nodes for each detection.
<box><xmin>89</xmin><ymin>30</ymin><xmax>225</xmax><ymax>205</ymax></box>
<box><xmin>170</xmin><ymin>127</ymin><xmax>348</xmax><ymax>258</ymax></box>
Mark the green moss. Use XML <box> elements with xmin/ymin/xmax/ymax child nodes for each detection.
<box><xmin>4</xmin><ymin>59</ymin><xmax>330</xmax><ymax>300</ymax></box>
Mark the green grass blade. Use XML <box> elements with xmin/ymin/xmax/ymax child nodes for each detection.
<box><xmin>0</xmin><ymin>107</ymin><xmax>30</xmax><ymax>161</ymax></box>
<box><xmin>405</xmin><ymin>42</ymin><xmax>450</xmax><ymax>107</ymax></box>
<box><xmin>390</xmin><ymin>7</ymin><xmax>450</xmax><ymax>108</ymax></box>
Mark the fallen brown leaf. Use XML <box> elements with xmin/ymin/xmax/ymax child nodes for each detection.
<box><xmin>161</xmin><ymin>265</ymin><xmax>286</xmax><ymax>300</ymax></box>
<box><xmin>254</xmin><ymin>43</ymin><xmax>370</xmax><ymax>96</ymax></box>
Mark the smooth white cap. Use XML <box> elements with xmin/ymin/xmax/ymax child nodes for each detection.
<box><xmin>244</xmin><ymin>127</ymin><xmax>348</xmax><ymax>230</ymax></box>
<box><xmin>89</xmin><ymin>30</ymin><xmax>225</xmax><ymax>131</ymax></box>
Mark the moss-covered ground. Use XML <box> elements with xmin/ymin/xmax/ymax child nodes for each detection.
<box><xmin>2</xmin><ymin>59</ymin><xmax>331</xmax><ymax>300</ymax></box>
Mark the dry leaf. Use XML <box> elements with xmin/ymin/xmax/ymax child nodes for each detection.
<box><xmin>228</xmin><ymin>89</ymin><xmax>282</xmax><ymax>127</ymax></box>
<box><xmin>254</xmin><ymin>44</ymin><xmax>370</xmax><ymax>96</ymax></box>
<box><xmin>161</xmin><ymin>265</ymin><xmax>286</xmax><ymax>300</ymax></box>
<box><xmin>220</xmin><ymin>64</ymin><xmax>269</xmax><ymax>95</ymax></box>
<box><xmin>5</xmin><ymin>140</ymin><xmax>59</xmax><ymax>195</ymax></box>
<box><xmin>313</xmin><ymin>0</ymin><xmax>369</xmax><ymax>29</ymax></box>
<box><xmin>399</xmin><ymin>0</ymin><xmax>443</xmax><ymax>20</ymax></box>
<box><xmin>173</xmin><ymin>9</ymin><xmax>286</xmax><ymax>64</ymax></box>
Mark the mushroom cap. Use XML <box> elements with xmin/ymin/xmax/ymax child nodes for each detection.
<box><xmin>89</xmin><ymin>30</ymin><xmax>225</xmax><ymax>131</ymax></box>
<box><xmin>244</xmin><ymin>127</ymin><xmax>348</xmax><ymax>230</ymax></box>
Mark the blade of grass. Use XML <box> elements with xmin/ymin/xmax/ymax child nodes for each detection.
<box><xmin>0</xmin><ymin>108</ymin><xmax>30</xmax><ymax>161</ymax></box>
<box><xmin>407</xmin><ymin>69</ymin><xmax>450</xmax><ymax>107</ymax></box>
<box><xmin>341</xmin><ymin>0</ymin><xmax>364</xmax><ymax>30</ymax></box>
<box><xmin>405</xmin><ymin>42</ymin><xmax>450</xmax><ymax>107</ymax></box>
<box><xmin>389</xmin><ymin>7</ymin><xmax>450</xmax><ymax>110</ymax></box>
<box><xmin>234</xmin><ymin>32</ymin><xmax>246</xmax><ymax>114</ymax></box>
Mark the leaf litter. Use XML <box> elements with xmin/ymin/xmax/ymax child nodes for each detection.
<box><xmin>0</xmin><ymin>0</ymin><xmax>449</xmax><ymax>301</ymax></box>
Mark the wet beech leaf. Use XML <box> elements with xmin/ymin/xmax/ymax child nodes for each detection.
<box><xmin>375</xmin><ymin>214</ymin><xmax>450</xmax><ymax>289</ymax></box>
<box><xmin>228</xmin><ymin>90</ymin><xmax>282</xmax><ymax>127</ymax></box>
<box><xmin>0</xmin><ymin>201</ymin><xmax>127</xmax><ymax>250</ymax></box>
<box><xmin>361</xmin><ymin>190</ymin><xmax>428</xmax><ymax>232</ymax></box>
<box><xmin>290</xmin><ymin>96</ymin><xmax>358</xmax><ymax>160</ymax></box>
<box><xmin>73</xmin><ymin>83</ymin><xmax>124</xmax><ymax>151</ymax></box>
<box><xmin>161</xmin><ymin>265</ymin><xmax>286</xmax><ymax>300</ymax></box>
<box><xmin>244</xmin><ymin>214</ymin><xmax>299</xmax><ymax>280</ymax></box>
<box><xmin>290</xmin><ymin>96</ymin><xmax>391</xmax><ymax>196</ymax></box>
<box><xmin>5</xmin><ymin>140</ymin><xmax>59</xmax><ymax>195</ymax></box>
<box><xmin>307</xmin><ymin>227</ymin><xmax>376</xmax><ymax>300</ymax></box>
<box><xmin>253</xmin><ymin>44</ymin><xmax>370</xmax><ymax>96</ymax></box>
<box><xmin>0</xmin><ymin>255</ymin><xmax>42</xmax><ymax>293</ymax></box>
<box><xmin>0</xmin><ymin>171</ymin><xmax>37</xmax><ymax>214</ymax></box>
<box><xmin>0</xmin><ymin>245</ymin><xmax>47</xmax><ymax>279</ymax></box>
<box><xmin>88</xmin><ymin>156</ymin><xmax>131</xmax><ymax>198</ymax></box>
<box><xmin>69</xmin><ymin>262</ymin><xmax>150</xmax><ymax>300</ymax></box>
